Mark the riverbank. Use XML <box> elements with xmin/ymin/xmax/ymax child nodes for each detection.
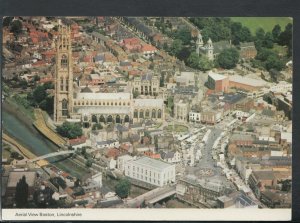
<box><xmin>2</xmin><ymin>100</ymin><xmax>91</xmax><ymax>179</ymax></box>
<box><xmin>2</xmin><ymin>133</ymin><xmax>36</xmax><ymax>160</ymax></box>
<box><xmin>3</xmin><ymin>99</ymin><xmax>35</xmax><ymax>128</ymax></box>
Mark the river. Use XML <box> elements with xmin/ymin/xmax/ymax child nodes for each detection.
<box><xmin>2</xmin><ymin>103</ymin><xmax>90</xmax><ymax>179</ymax></box>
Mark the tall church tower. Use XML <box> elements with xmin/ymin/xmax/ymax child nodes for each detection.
<box><xmin>207</xmin><ymin>38</ymin><xmax>214</xmax><ymax>61</ymax></box>
<box><xmin>54</xmin><ymin>25</ymin><xmax>73</xmax><ymax>123</ymax></box>
<box><xmin>196</xmin><ymin>32</ymin><xmax>204</xmax><ymax>55</ymax></box>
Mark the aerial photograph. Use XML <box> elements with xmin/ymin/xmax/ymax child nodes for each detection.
<box><xmin>2</xmin><ymin>17</ymin><xmax>292</xmax><ymax>210</ymax></box>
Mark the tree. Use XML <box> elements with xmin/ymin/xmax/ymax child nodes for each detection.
<box><xmin>160</xmin><ymin>73</ymin><xmax>165</xmax><ymax>87</ymax></box>
<box><xmin>115</xmin><ymin>178</ymin><xmax>131</xmax><ymax>199</ymax></box>
<box><xmin>231</xmin><ymin>22</ymin><xmax>253</xmax><ymax>45</ymax></box>
<box><xmin>198</xmin><ymin>56</ymin><xmax>214</xmax><ymax>71</ymax></box>
<box><xmin>15</xmin><ymin>176</ymin><xmax>29</xmax><ymax>208</ymax></box>
<box><xmin>133</xmin><ymin>90</ymin><xmax>139</xmax><ymax>99</ymax></box>
<box><xmin>174</xmin><ymin>27</ymin><xmax>192</xmax><ymax>45</ymax></box>
<box><xmin>262</xmin><ymin>32</ymin><xmax>274</xmax><ymax>49</ymax></box>
<box><xmin>3</xmin><ymin>17</ymin><xmax>13</xmax><ymax>27</ymax></box>
<box><xmin>254</xmin><ymin>28</ymin><xmax>266</xmax><ymax>50</ymax></box>
<box><xmin>56</xmin><ymin>122</ymin><xmax>83</xmax><ymax>139</ymax></box>
<box><xmin>216</xmin><ymin>48</ymin><xmax>240</xmax><ymax>69</ymax></box>
<box><xmin>265</xmin><ymin>55</ymin><xmax>285</xmax><ymax>71</ymax></box>
<box><xmin>32</xmin><ymin>85</ymin><xmax>47</xmax><ymax>104</ymax></box>
<box><xmin>187</xmin><ymin>52</ymin><xmax>200</xmax><ymax>69</ymax></box>
<box><xmin>272</xmin><ymin>24</ymin><xmax>282</xmax><ymax>43</ymax></box>
<box><xmin>278</xmin><ymin>23</ymin><xmax>292</xmax><ymax>46</ymax></box>
<box><xmin>169</xmin><ymin>39</ymin><xmax>183</xmax><ymax>56</ymax></box>
<box><xmin>85</xmin><ymin>158</ymin><xmax>93</xmax><ymax>167</ymax></box>
<box><xmin>92</xmin><ymin>123</ymin><xmax>103</xmax><ymax>130</ymax></box>
<box><xmin>10</xmin><ymin>20</ymin><xmax>23</xmax><ymax>36</ymax></box>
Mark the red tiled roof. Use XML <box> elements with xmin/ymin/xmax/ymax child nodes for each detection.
<box><xmin>32</xmin><ymin>61</ymin><xmax>47</xmax><ymax>67</ymax></box>
<box><xmin>39</xmin><ymin>77</ymin><xmax>54</xmax><ymax>84</ymax></box>
<box><xmin>141</xmin><ymin>44</ymin><xmax>157</xmax><ymax>52</ymax></box>
<box><xmin>123</xmin><ymin>37</ymin><xmax>141</xmax><ymax>46</ymax></box>
<box><xmin>106</xmin><ymin>148</ymin><xmax>120</xmax><ymax>159</ymax></box>
<box><xmin>69</xmin><ymin>136</ymin><xmax>87</xmax><ymax>146</ymax></box>
<box><xmin>144</xmin><ymin>151</ymin><xmax>161</xmax><ymax>159</ymax></box>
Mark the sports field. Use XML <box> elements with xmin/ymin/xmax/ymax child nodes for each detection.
<box><xmin>231</xmin><ymin>17</ymin><xmax>292</xmax><ymax>34</ymax></box>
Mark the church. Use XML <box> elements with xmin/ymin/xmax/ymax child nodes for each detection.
<box><xmin>54</xmin><ymin>25</ymin><xmax>165</xmax><ymax>126</ymax></box>
<box><xmin>196</xmin><ymin>32</ymin><xmax>232</xmax><ymax>61</ymax></box>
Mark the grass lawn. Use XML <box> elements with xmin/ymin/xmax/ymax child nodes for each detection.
<box><xmin>164</xmin><ymin>124</ymin><xmax>188</xmax><ymax>132</ymax></box>
<box><xmin>273</xmin><ymin>43</ymin><xmax>288</xmax><ymax>56</ymax></box>
<box><xmin>231</xmin><ymin>17</ymin><xmax>292</xmax><ymax>34</ymax></box>
<box><xmin>6</xmin><ymin>94</ymin><xmax>35</xmax><ymax>121</ymax></box>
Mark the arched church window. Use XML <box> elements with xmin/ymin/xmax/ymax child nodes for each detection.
<box><xmin>145</xmin><ymin>109</ymin><xmax>150</xmax><ymax>118</ymax></box>
<box><xmin>60</xmin><ymin>78</ymin><xmax>64</xmax><ymax>91</ymax></box>
<box><xmin>152</xmin><ymin>109</ymin><xmax>156</xmax><ymax>118</ymax></box>
<box><xmin>139</xmin><ymin>109</ymin><xmax>144</xmax><ymax>118</ymax></box>
<box><xmin>157</xmin><ymin>109</ymin><xmax>162</xmax><ymax>119</ymax></box>
<box><xmin>84</xmin><ymin>116</ymin><xmax>88</xmax><ymax>122</ymax></box>
<box><xmin>134</xmin><ymin>109</ymin><xmax>138</xmax><ymax>118</ymax></box>
<box><xmin>61</xmin><ymin>54</ymin><xmax>68</xmax><ymax>68</ymax></box>
<box><xmin>62</xmin><ymin>99</ymin><xmax>68</xmax><ymax>116</ymax></box>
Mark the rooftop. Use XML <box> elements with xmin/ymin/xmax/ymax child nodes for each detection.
<box><xmin>133</xmin><ymin>99</ymin><xmax>164</xmax><ymax>107</ymax></box>
<box><xmin>127</xmin><ymin>156</ymin><xmax>174</xmax><ymax>171</ymax></box>
<box><xmin>229</xmin><ymin>75</ymin><xmax>267</xmax><ymax>87</ymax></box>
<box><xmin>208</xmin><ymin>71</ymin><xmax>227</xmax><ymax>81</ymax></box>
<box><xmin>7</xmin><ymin>171</ymin><xmax>37</xmax><ymax>188</ymax></box>
<box><xmin>76</xmin><ymin>92</ymin><xmax>131</xmax><ymax>100</ymax></box>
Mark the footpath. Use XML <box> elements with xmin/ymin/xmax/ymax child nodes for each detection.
<box><xmin>33</xmin><ymin>109</ymin><xmax>67</xmax><ymax>147</ymax></box>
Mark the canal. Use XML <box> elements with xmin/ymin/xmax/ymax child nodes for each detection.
<box><xmin>2</xmin><ymin>104</ymin><xmax>90</xmax><ymax>179</ymax></box>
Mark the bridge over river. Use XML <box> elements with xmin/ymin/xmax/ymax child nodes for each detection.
<box><xmin>126</xmin><ymin>185</ymin><xmax>176</xmax><ymax>208</ymax></box>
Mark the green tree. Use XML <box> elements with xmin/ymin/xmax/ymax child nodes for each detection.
<box><xmin>174</xmin><ymin>27</ymin><xmax>192</xmax><ymax>45</ymax></box>
<box><xmin>32</xmin><ymin>85</ymin><xmax>47</xmax><ymax>104</ymax></box>
<box><xmin>85</xmin><ymin>158</ymin><xmax>93</xmax><ymax>167</ymax></box>
<box><xmin>92</xmin><ymin>123</ymin><xmax>103</xmax><ymax>130</ymax></box>
<box><xmin>19</xmin><ymin>79</ymin><xmax>28</xmax><ymax>89</ymax></box>
<box><xmin>160</xmin><ymin>73</ymin><xmax>165</xmax><ymax>87</ymax></box>
<box><xmin>263</xmin><ymin>32</ymin><xmax>274</xmax><ymax>49</ymax></box>
<box><xmin>231</xmin><ymin>22</ymin><xmax>252</xmax><ymax>45</ymax></box>
<box><xmin>198</xmin><ymin>56</ymin><xmax>214</xmax><ymax>71</ymax></box>
<box><xmin>3</xmin><ymin>17</ymin><xmax>13</xmax><ymax>27</ymax></box>
<box><xmin>15</xmin><ymin>176</ymin><xmax>29</xmax><ymax>208</ymax></box>
<box><xmin>115</xmin><ymin>178</ymin><xmax>131</xmax><ymax>199</ymax></box>
<box><xmin>10</xmin><ymin>20</ymin><xmax>23</xmax><ymax>36</ymax></box>
<box><xmin>272</xmin><ymin>24</ymin><xmax>282</xmax><ymax>43</ymax></box>
<box><xmin>216</xmin><ymin>48</ymin><xmax>240</xmax><ymax>69</ymax></box>
<box><xmin>133</xmin><ymin>90</ymin><xmax>139</xmax><ymax>99</ymax></box>
<box><xmin>187</xmin><ymin>52</ymin><xmax>200</xmax><ymax>69</ymax></box>
<box><xmin>56</xmin><ymin>122</ymin><xmax>83</xmax><ymax>139</ymax></box>
<box><xmin>254</xmin><ymin>28</ymin><xmax>266</xmax><ymax>50</ymax></box>
<box><xmin>265</xmin><ymin>55</ymin><xmax>285</xmax><ymax>71</ymax></box>
<box><xmin>278</xmin><ymin>23</ymin><xmax>292</xmax><ymax>46</ymax></box>
<box><xmin>169</xmin><ymin>39</ymin><xmax>183</xmax><ymax>56</ymax></box>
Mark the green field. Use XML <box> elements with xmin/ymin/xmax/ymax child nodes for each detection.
<box><xmin>231</xmin><ymin>17</ymin><xmax>292</xmax><ymax>34</ymax></box>
<box><xmin>164</xmin><ymin>124</ymin><xmax>188</xmax><ymax>133</ymax></box>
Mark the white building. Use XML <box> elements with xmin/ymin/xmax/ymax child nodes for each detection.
<box><xmin>189</xmin><ymin>111</ymin><xmax>201</xmax><ymax>122</ymax></box>
<box><xmin>124</xmin><ymin>156</ymin><xmax>176</xmax><ymax>187</ymax></box>
<box><xmin>174</xmin><ymin>100</ymin><xmax>190</xmax><ymax>122</ymax></box>
<box><xmin>160</xmin><ymin>150</ymin><xmax>182</xmax><ymax>164</ymax></box>
<box><xmin>117</xmin><ymin>154</ymin><xmax>134</xmax><ymax>172</ymax></box>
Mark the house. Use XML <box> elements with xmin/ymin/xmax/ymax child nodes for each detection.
<box><xmin>68</xmin><ymin>136</ymin><xmax>87</xmax><ymax>149</ymax></box>
<box><xmin>159</xmin><ymin>150</ymin><xmax>181</xmax><ymax>164</ymax></box>
<box><xmin>96</xmin><ymin>139</ymin><xmax>119</xmax><ymax>149</ymax></box>
<box><xmin>117</xmin><ymin>154</ymin><xmax>134</xmax><ymax>172</ymax></box>
<box><xmin>106</xmin><ymin>148</ymin><xmax>120</xmax><ymax>159</ymax></box>
<box><xmin>141</xmin><ymin>44</ymin><xmax>157</xmax><ymax>58</ymax></box>
<box><xmin>239</xmin><ymin>42</ymin><xmax>257</xmax><ymax>60</ymax></box>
